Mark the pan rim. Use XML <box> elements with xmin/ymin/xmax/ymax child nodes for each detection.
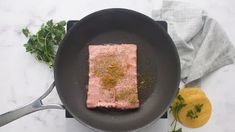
<box><xmin>54</xmin><ymin>8</ymin><xmax>181</xmax><ymax>131</ymax></box>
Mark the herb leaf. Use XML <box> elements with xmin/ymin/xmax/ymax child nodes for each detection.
<box><xmin>187</xmin><ymin>104</ymin><xmax>203</xmax><ymax>119</ymax></box>
<box><xmin>22</xmin><ymin>20</ymin><xmax>66</xmax><ymax>68</ymax></box>
<box><xmin>172</xmin><ymin>128</ymin><xmax>183</xmax><ymax>132</ymax></box>
<box><xmin>22</xmin><ymin>28</ymin><xmax>30</xmax><ymax>37</ymax></box>
<box><xmin>170</xmin><ymin>94</ymin><xmax>187</xmax><ymax>132</ymax></box>
<box><xmin>187</xmin><ymin>110</ymin><xmax>197</xmax><ymax>119</ymax></box>
<box><xmin>195</xmin><ymin>104</ymin><xmax>203</xmax><ymax>113</ymax></box>
<box><xmin>171</xmin><ymin>95</ymin><xmax>187</xmax><ymax>119</ymax></box>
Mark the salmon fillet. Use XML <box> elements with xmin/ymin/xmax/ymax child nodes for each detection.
<box><xmin>86</xmin><ymin>44</ymin><xmax>139</xmax><ymax>109</ymax></box>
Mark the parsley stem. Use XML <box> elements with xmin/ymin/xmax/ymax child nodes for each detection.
<box><xmin>173</xmin><ymin>118</ymin><xmax>177</xmax><ymax>130</ymax></box>
<box><xmin>44</xmin><ymin>32</ymin><xmax>51</xmax><ymax>60</ymax></box>
<box><xmin>171</xmin><ymin>119</ymin><xmax>176</xmax><ymax>126</ymax></box>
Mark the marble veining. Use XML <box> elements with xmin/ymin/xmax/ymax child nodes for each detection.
<box><xmin>0</xmin><ymin>0</ymin><xmax>235</xmax><ymax>132</ymax></box>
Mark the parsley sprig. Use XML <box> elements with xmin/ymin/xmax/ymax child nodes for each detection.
<box><xmin>170</xmin><ymin>94</ymin><xmax>187</xmax><ymax>132</ymax></box>
<box><xmin>22</xmin><ymin>20</ymin><xmax>66</xmax><ymax>68</ymax></box>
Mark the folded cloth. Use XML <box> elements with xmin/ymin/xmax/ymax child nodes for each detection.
<box><xmin>152</xmin><ymin>0</ymin><xmax>235</xmax><ymax>85</ymax></box>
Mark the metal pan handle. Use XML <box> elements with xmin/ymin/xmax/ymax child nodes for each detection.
<box><xmin>0</xmin><ymin>82</ymin><xmax>64</xmax><ymax>127</ymax></box>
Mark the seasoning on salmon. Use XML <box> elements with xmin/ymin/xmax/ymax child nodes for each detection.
<box><xmin>86</xmin><ymin>44</ymin><xmax>139</xmax><ymax>109</ymax></box>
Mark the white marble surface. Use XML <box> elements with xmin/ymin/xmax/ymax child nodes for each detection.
<box><xmin>0</xmin><ymin>0</ymin><xmax>235</xmax><ymax>132</ymax></box>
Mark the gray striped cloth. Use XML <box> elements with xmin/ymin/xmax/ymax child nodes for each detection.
<box><xmin>152</xmin><ymin>0</ymin><xmax>235</xmax><ymax>86</ymax></box>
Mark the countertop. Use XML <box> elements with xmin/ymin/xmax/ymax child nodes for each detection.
<box><xmin>0</xmin><ymin>0</ymin><xmax>235</xmax><ymax>132</ymax></box>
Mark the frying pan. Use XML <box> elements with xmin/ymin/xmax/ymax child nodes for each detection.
<box><xmin>0</xmin><ymin>8</ymin><xmax>180</xmax><ymax>131</ymax></box>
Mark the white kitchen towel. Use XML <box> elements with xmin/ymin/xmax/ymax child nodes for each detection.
<box><xmin>152</xmin><ymin>0</ymin><xmax>235</xmax><ymax>84</ymax></box>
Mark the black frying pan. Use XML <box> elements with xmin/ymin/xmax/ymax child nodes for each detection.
<box><xmin>0</xmin><ymin>8</ymin><xmax>180</xmax><ymax>131</ymax></box>
<box><xmin>55</xmin><ymin>8</ymin><xmax>180</xmax><ymax>131</ymax></box>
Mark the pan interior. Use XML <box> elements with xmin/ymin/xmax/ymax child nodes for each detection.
<box><xmin>55</xmin><ymin>9</ymin><xmax>180</xmax><ymax>131</ymax></box>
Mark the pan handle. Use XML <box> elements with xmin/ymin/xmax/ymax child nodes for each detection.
<box><xmin>0</xmin><ymin>82</ymin><xmax>64</xmax><ymax>127</ymax></box>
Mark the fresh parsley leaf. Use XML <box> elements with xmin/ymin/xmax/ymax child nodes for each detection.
<box><xmin>195</xmin><ymin>104</ymin><xmax>203</xmax><ymax>113</ymax></box>
<box><xmin>22</xmin><ymin>20</ymin><xmax>66</xmax><ymax>68</ymax></box>
<box><xmin>22</xmin><ymin>28</ymin><xmax>30</xmax><ymax>37</ymax></box>
<box><xmin>177</xmin><ymin>94</ymin><xmax>184</xmax><ymax>101</ymax></box>
<box><xmin>187</xmin><ymin>110</ymin><xmax>197</xmax><ymax>119</ymax></box>
<box><xmin>173</xmin><ymin>128</ymin><xmax>183</xmax><ymax>132</ymax></box>
<box><xmin>187</xmin><ymin>103</ymin><xmax>203</xmax><ymax>119</ymax></box>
